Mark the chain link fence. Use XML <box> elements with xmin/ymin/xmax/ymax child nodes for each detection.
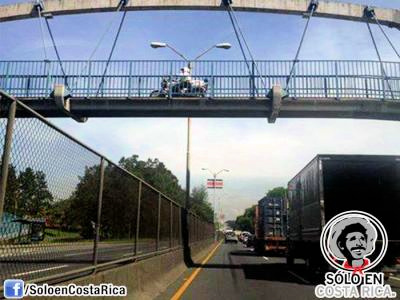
<box><xmin>0</xmin><ymin>95</ymin><xmax>214</xmax><ymax>286</ymax></box>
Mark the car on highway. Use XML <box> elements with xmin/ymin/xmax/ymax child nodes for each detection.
<box><xmin>245</xmin><ymin>234</ymin><xmax>255</xmax><ymax>248</ymax></box>
<box><xmin>239</xmin><ymin>231</ymin><xmax>251</xmax><ymax>243</ymax></box>
<box><xmin>224</xmin><ymin>231</ymin><xmax>238</xmax><ymax>243</ymax></box>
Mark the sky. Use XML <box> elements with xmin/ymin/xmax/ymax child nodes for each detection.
<box><xmin>1</xmin><ymin>0</ymin><xmax>400</xmax><ymax>221</ymax></box>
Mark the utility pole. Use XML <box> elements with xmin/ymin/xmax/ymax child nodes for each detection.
<box><xmin>185</xmin><ymin>118</ymin><xmax>191</xmax><ymax>208</ymax></box>
<box><xmin>202</xmin><ymin>168</ymin><xmax>229</xmax><ymax>241</ymax></box>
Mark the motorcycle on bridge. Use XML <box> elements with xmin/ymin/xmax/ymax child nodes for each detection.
<box><xmin>150</xmin><ymin>65</ymin><xmax>209</xmax><ymax>98</ymax></box>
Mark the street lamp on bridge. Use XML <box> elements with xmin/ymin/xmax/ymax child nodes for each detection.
<box><xmin>150</xmin><ymin>42</ymin><xmax>232</xmax><ymax>214</ymax></box>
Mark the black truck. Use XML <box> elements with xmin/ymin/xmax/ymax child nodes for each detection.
<box><xmin>254</xmin><ymin>197</ymin><xmax>287</xmax><ymax>254</ymax></box>
<box><xmin>286</xmin><ymin>154</ymin><xmax>400</xmax><ymax>270</ymax></box>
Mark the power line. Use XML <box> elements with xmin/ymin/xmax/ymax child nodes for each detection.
<box><xmin>95</xmin><ymin>10</ymin><xmax>128</xmax><ymax>96</ymax></box>
<box><xmin>370</xmin><ymin>10</ymin><xmax>400</xmax><ymax>59</ymax></box>
<box><xmin>286</xmin><ymin>0</ymin><xmax>318</xmax><ymax>93</ymax></box>
<box><xmin>364</xmin><ymin>7</ymin><xmax>395</xmax><ymax>100</ymax></box>
<box><xmin>35</xmin><ymin>1</ymin><xmax>48</xmax><ymax>60</ymax></box>
<box><xmin>70</xmin><ymin>0</ymin><xmax>130</xmax><ymax>94</ymax></box>
<box><xmin>44</xmin><ymin>17</ymin><xmax>70</xmax><ymax>90</ymax></box>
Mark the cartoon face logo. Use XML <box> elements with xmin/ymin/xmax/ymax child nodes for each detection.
<box><xmin>320</xmin><ymin>211</ymin><xmax>387</xmax><ymax>273</ymax></box>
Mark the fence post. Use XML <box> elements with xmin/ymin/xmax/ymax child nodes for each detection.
<box><xmin>45</xmin><ymin>60</ymin><xmax>51</xmax><ymax>96</ymax></box>
<box><xmin>134</xmin><ymin>181</ymin><xmax>142</xmax><ymax>256</ymax></box>
<box><xmin>0</xmin><ymin>99</ymin><xmax>16</xmax><ymax>219</ymax></box>
<box><xmin>381</xmin><ymin>70</ymin><xmax>386</xmax><ymax>100</ymax></box>
<box><xmin>335</xmin><ymin>61</ymin><xmax>339</xmax><ymax>99</ymax></box>
<box><xmin>170</xmin><ymin>201</ymin><xmax>173</xmax><ymax>248</ymax></box>
<box><xmin>178</xmin><ymin>206</ymin><xmax>182</xmax><ymax>246</ymax></box>
<box><xmin>128</xmin><ymin>61</ymin><xmax>132</xmax><ymax>98</ymax></box>
<box><xmin>210</xmin><ymin>62</ymin><xmax>214</xmax><ymax>98</ymax></box>
<box><xmin>86</xmin><ymin>61</ymin><xmax>92</xmax><ymax>97</ymax></box>
<box><xmin>4</xmin><ymin>61</ymin><xmax>10</xmax><ymax>92</ymax></box>
<box><xmin>365</xmin><ymin>78</ymin><xmax>369</xmax><ymax>98</ymax></box>
<box><xmin>169</xmin><ymin>62</ymin><xmax>173</xmax><ymax>99</ymax></box>
<box><xmin>324</xmin><ymin>77</ymin><xmax>328</xmax><ymax>98</ymax></box>
<box><xmin>26</xmin><ymin>77</ymin><xmax>31</xmax><ymax>98</ymax></box>
<box><xmin>251</xmin><ymin>61</ymin><xmax>255</xmax><ymax>98</ymax></box>
<box><xmin>156</xmin><ymin>193</ymin><xmax>161</xmax><ymax>251</ymax></box>
<box><xmin>92</xmin><ymin>157</ymin><xmax>105</xmax><ymax>272</ymax></box>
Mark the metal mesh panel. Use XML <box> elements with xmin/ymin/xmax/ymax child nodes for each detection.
<box><xmin>0</xmin><ymin>102</ymin><xmax>101</xmax><ymax>283</ymax></box>
<box><xmin>159</xmin><ymin>196</ymin><xmax>171</xmax><ymax>250</ymax></box>
<box><xmin>98</xmin><ymin>162</ymin><xmax>138</xmax><ymax>262</ymax></box>
<box><xmin>138</xmin><ymin>184</ymin><xmax>158</xmax><ymax>254</ymax></box>
<box><xmin>172</xmin><ymin>205</ymin><xmax>180</xmax><ymax>247</ymax></box>
<box><xmin>0</xmin><ymin>97</ymin><xmax>214</xmax><ymax>286</ymax></box>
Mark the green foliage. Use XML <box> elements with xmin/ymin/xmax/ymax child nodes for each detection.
<box><xmin>235</xmin><ymin>205</ymin><xmax>256</xmax><ymax>233</ymax></box>
<box><xmin>119</xmin><ymin>155</ymin><xmax>185</xmax><ymax>205</ymax></box>
<box><xmin>50</xmin><ymin>154</ymin><xmax>214</xmax><ymax>240</ymax></box>
<box><xmin>2</xmin><ymin>154</ymin><xmax>213</xmax><ymax>241</ymax></box>
<box><xmin>225</xmin><ymin>220</ymin><xmax>237</xmax><ymax>230</ymax></box>
<box><xmin>266</xmin><ymin>186</ymin><xmax>287</xmax><ymax>198</ymax></box>
<box><xmin>66</xmin><ymin>165</ymin><xmax>100</xmax><ymax>239</ymax></box>
<box><xmin>232</xmin><ymin>186</ymin><xmax>287</xmax><ymax>234</ymax></box>
<box><xmin>4</xmin><ymin>166</ymin><xmax>53</xmax><ymax>218</ymax></box>
<box><xmin>189</xmin><ymin>185</ymin><xmax>213</xmax><ymax>223</ymax></box>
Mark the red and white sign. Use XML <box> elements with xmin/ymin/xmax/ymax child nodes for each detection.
<box><xmin>207</xmin><ymin>179</ymin><xmax>223</xmax><ymax>189</ymax></box>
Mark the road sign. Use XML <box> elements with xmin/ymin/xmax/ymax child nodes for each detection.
<box><xmin>207</xmin><ymin>179</ymin><xmax>223</xmax><ymax>189</ymax></box>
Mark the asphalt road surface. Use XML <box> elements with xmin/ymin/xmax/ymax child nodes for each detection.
<box><xmin>0</xmin><ymin>240</ymin><xmax>166</xmax><ymax>282</ymax></box>
<box><xmin>158</xmin><ymin>242</ymin><xmax>400</xmax><ymax>300</ymax></box>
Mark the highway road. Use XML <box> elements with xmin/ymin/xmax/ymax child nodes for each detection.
<box><xmin>159</xmin><ymin>242</ymin><xmax>400</xmax><ymax>300</ymax></box>
<box><xmin>0</xmin><ymin>240</ymin><xmax>165</xmax><ymax>282</ymax></box>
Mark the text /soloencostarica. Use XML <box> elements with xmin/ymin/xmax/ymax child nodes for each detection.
<box><xmin>24</xmin><ymin>283</ymin><xmax>127</xmax><ymax>297</ymax></box>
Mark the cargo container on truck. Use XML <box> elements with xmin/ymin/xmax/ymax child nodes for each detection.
<box><xmin>254</xmin><ymin>197</ymin><xmax>287</xmax><ymax>254</ymax></box>
<box><xmin>286</xmin><ymin>155</ymin><xmax>400</xmax><ymax>270</ymax></box>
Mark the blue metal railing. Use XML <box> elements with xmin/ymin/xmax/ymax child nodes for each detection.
<box><xmin>0</xmin><ymin>60</ymin><xmax>399</xmax><ymax>100</ymax></box>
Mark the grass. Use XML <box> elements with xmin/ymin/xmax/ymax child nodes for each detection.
<box><xmin>44</xmin><ymin>228</ymin><xmax>83</xmax><ymax>243</ymax></box>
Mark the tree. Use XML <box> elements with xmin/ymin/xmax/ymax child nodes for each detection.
<box><xmin>3</xmin><ymin>165</ymin><xmax>20</xmax><ymax>216</ymax></box>
<box><xmin>66</xmin><ymin>165</ymin><xmax>100</xmax><ymax>238</ymax></box>
<box><xmin>235</xmin><ymin>205</ymin><xmax>256</xmax><ymax>233</ymax></box>
<box><xmin>266</xmin><ymin>186</ymin><xmax>287</xmax><ymax>198</ymax></box>
<box><xmin>17</xmin><ymin>167</ymin><xmax>53</xmax><ymax>218</ymax></box>
<box><xmin>189</xmin><ymin>185</ymin><xmax>213</xmax><ymax>223</ymax></box>
<box><xmin>225</xmin><ymin>220</ymin><xmax>236</xmax><ymax>230</ymax></box>
<box><xmin>119</xmin><ymin>155</ymin><xmax>185</xmax><ymax>205</ymax></box>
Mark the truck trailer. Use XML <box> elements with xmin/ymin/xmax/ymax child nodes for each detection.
<box><xmin>286</xmin><ymin>154</ymin><xmax>400</xmax><ymax>270</ymax></box>
<box><xmin>254</xmin><ymin>196</ymin><xmax>287</xmax><ymax>254</ymax></box>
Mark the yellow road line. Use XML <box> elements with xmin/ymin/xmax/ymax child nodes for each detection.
<box><xmin>171</xmin><ymin>241</ymin><xmax>223</xmax><ymax>300</ymax></box>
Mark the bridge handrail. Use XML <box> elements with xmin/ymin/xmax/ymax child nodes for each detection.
<box><xmin>1</xmin><ymin>60</ymin><xmax>399</xmax><ymax>100</ymax></box>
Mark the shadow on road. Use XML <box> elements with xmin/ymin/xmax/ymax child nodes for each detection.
<box><xmin>188</xmin><ymin>249</ymin><xmax>323</xmax><ymax>285</ymax></box>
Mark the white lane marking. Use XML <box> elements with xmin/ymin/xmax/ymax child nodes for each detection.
<box><xmin>64</xmin><ymin>251</ymin><xmax>93</xmax><ymax>257</ymax></box>
<box><xmin>12</xmin><ymin>265</ymin><xmax>68</xmax><ymax>277</ymax></box>
<box><xmin>123</xmin><ymin>251</ymin><xmax>143</xmax><ymax>257</ymax></box>
<box><xmin>390</xmin><ymin>276</ymin><xmax>400</xmax><ymax>282</ymax></box>
<box><xmin>122</xmin><ymin>253</ymin><xmax>134</xmax><ymax>257</ymax></box>
<box><xmin>263</xmin><ymin>256</ymin><xmax>269</xmax><ymax>261</ymax></box>
<box><xmin>287</xmin><ymin>270</ymin><xmax>311</xmax><ymax>284</ymax></box>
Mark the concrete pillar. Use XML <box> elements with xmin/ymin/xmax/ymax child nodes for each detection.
<box><xmin>268</xmin><ymin>85</ymin><xmax>282</xmax><ymax>123</ymax></box>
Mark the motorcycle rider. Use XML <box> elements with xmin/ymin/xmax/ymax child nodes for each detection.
<box><xmin>179</xmin><ymin>65</ymin><xmax>192</xmax><ymax>91</ymax></box>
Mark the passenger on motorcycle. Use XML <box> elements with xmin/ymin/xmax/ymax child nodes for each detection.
<box><xmin>179</xmin><ymin>66</ymin><xmax>192</xmax><ymax>89</ymax></box>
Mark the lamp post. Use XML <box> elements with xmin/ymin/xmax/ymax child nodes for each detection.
<box><xmin>202</xmin><ymin>168</ymin><xmax>229</xmax><ymax>241</ymax></box>
<box><xmin>150</xmin><ymin>42</ymin><xmax>231</xmax><ymax>211</ymax></box>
